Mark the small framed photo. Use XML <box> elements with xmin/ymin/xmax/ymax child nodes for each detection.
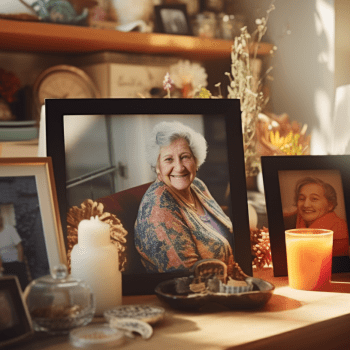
<box><xmin>0</xmin><ymin>158</ymin><xmax>67</xmax><ymax>290</ymax></box>
<box><xmin>154</xmin><ymin>4</ymin><xmax>192</xmax><ymax>36</ymax></box>
<box><xmin>45</xmin><ymin>98</ymin><xmax>252</xmax><ymax>295</ymax></box>
<box><xmin>262</xmin><ymin>155</ymin><xmax>350</xmax><ymax>276</ymax></box>
<box><xmin>0</xmin><ymin>276</ymin><xmax>33</xmax><ymax>347</ymax></box>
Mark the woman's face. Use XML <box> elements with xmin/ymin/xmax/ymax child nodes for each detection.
<box><xmin>157</xmin><ymin>138</ymin><xmax>197</xmax><ymax>196</ymax></box>
<box><xmin>297</xmin><ymin>183</ymin><xmax>333</xmax><ymax>226</ymax></box>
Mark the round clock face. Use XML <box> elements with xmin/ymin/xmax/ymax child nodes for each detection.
<box><xmin>34</xmin><ymin>65</ymin><xmax>100</xmax><ymax>108</ymax></box>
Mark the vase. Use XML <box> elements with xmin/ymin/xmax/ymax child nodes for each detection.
<box><xmin>111</xmin><ymin>0</ymin><xmax>153</xmax><ymax>25</ymax></box>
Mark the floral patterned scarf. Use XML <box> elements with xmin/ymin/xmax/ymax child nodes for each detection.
<box><xmin>134</xmin><ymin>178</ymin><xmax>233</xmax><ymax>273</ymax></box>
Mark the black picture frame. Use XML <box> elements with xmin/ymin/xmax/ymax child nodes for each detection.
<box><xmin>261</xmin><ymin>155</ymin><xmax>350</xmax><ymax>277</ymax></box>
<box><xmin>45</xmin><ymin>98</ymin><xmax>251</xmax><ymax>295</ymax></box>
<box><xmin>0</xmin><ymin>276</ymin><xmax>33</xmax><ymax>347</ymax></box>
<box><xmin>154</xmin><ymin>4</ymin><xmax>192</xmax><ymax>36</ymax></box>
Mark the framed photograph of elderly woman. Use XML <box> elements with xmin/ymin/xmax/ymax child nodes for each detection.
<box><xmin>0</xmin><ymin>158</ymin><xmax>66</xmax><ymax>290</ymax></box>
<box><xmin>45</xmin><ymin>98</ymin><xmax>252</xmax><ymax>295</ymax></box>
<box><xmin>262</xmin><ymin>155</ymin><xmax>350</xmax><ymax>277</ymax></box>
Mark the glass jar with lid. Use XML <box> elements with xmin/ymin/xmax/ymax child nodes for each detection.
<box><xmin>192</xmin><ymin>12</ymin><xmax>217</xmax><ymax>38</ymax></box>
<box><xmin>24</xmin><ymin>264</ymin><xmax>95</xmax><ymax>334</ymax></box>
<box><xmin>218</xmin><ymin>13</ymin><xmax>246</xmax><ymax>40</ymax></box>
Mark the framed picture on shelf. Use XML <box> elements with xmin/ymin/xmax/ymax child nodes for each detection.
<box><xmin>0</xmin><ymin>276</ymin><xmax>33</xmax><ymax>347</ymax></box>
<box><xmin>262</xmin><ymin>155</ymin><xmax>350</xmax><ymax>276</ymax></box>
<box><xmin>154</xmin><ymin>4</ymin><xmax>192</xmax><ymax>35</ymax></box>
<box><xmin>45</xmin><ymin>98</ymin><xmax>251</xmax><ymax>295</ymax></box>
<box><xmin>0</xmin><ymin>158</ymin><xmax>66</xmax><ymax>291</ymax></box>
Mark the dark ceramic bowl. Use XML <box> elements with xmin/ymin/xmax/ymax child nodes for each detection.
<box><xmin>155</xmin><ymin>277</ymin><xmax>275</xmax><ymax>311</ymax></box>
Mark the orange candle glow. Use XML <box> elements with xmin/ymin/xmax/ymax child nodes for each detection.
<box><xmin>285</xmin><ymin>229</ymin><xmax>333</xmax><ymax>291</ymax></box>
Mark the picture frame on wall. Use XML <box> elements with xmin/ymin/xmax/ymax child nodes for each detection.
<box><xmin>154</xmin><ymin>4</ymin><xmax>192</xmax><ymax>35</ymax></box>
<box><xmin>0</xmin><ymin>276</ymin><xmax>33</xmax><ymax>347</ymax></box>
<box><xmin>45</xmin><ymin>98</ymin><xmax>251</xmax><ymax>295</ymax></box>
<box><xmin>261</xmin><ymin>155</ymin><xmax>350</xmax><ymax>277</ymax></box>
<box><xmin>0</xmin><ymin>158</ymin><xmax>67</xmax><ymax>291</ymax></box>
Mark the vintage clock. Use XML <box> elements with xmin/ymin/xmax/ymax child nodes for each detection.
<box><xmin>33</xmin><ymin>64</ymin><xmax>100</xmax><ymax>113</ymax></box>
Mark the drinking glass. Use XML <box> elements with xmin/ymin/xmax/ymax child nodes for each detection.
<box><xmin>285</xmin><ymin>228</ymin><xmax>333</xmax><ymax>291</ymax></box>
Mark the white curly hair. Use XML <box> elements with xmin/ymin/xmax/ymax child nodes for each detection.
<box><xmin>146</xmin><ymin>121</ymin><xmax>207</xmax><ymax>170</ymax></box>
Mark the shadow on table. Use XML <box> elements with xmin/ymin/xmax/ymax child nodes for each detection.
<box><xmin>157</xmin><ymin>314</ymin><xmax>200</xmax><ymax>334</ymax></box>
<box><xmin>259</xmin><ymin>294</ymin><xmax>302</xmax><ymax>312</ymax></box>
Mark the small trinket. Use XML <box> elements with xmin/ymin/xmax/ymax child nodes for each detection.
<box><xmin>70</xmin><ymin>324</ymin><xmax>124</xmax><ymax>348</ymax></box>
<box><xmin>104</xmin><ymin>305</ymin><xmax>165</xmax><ymax>325</ymax></box>
<box><xmin>109</xmin><ymin>318</ymin><xmax>153</xmax><ymax>340</ymax></box>
<box><xmin>178</xmin><ymin>259</ymin><xmax>253</xmax><ymax>295</ymax></box>
<box><xmin>189</xmin><ymin>282</ymin><xmax>206</xmax><ymax>294</ymax></box>
<box><xmin>175</xmin><ymin>277</ymin><xmax>192</xmax><ymax>294</ymax></box>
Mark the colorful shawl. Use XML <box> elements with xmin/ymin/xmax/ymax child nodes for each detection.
<box><xmin>296</xmin><ymin>211</ymin><xmax>349</xmax><ymax>256</ymax></box>
<box><xmin>134</xmin><ymin>178</ymin><xmax>234</xmax><ymax>273</ymax></box>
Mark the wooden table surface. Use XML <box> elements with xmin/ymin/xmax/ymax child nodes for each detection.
<box><xmin>8</xmin><ymin>269</ymin><xmax>350</xmax><ymax>350</ymax></box>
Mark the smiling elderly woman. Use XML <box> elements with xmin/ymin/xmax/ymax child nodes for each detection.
<box><xmin>134</xmin><ymin>121</ymin><xmax>234</xmax><ymax>273</ymax></box>
<box><xmin>283</xmin><ymin>177</ymin><xmax>349</xmax><ymax>256</ymax></box>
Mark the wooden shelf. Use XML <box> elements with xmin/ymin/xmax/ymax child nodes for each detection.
<box><xmin>0</xmin><ymin>19</ymin><xmax>273</xmax><ymax>60</ymax></box>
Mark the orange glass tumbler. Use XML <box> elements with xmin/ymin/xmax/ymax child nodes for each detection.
<box><xmin>285</xmin><ymin>228</ymin><xmax>333</xmax><ymax>291</ymax></box>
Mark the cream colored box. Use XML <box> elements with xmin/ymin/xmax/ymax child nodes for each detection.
<box><xmin>75</xmin><ymin>52</ymin><xmax>182</xmax><ymax>98</ymax></box>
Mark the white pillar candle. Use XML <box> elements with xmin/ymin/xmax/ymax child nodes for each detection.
<box><xmin>71</xmin><ymin>216</ymin><xmax>122</xmax><ymax>315</ymax></box>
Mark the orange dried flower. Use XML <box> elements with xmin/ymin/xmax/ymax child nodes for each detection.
<box><xmin>250</xmin><ymin>227</ymin><xmax>272</xmax><ymax>269</ymax></box>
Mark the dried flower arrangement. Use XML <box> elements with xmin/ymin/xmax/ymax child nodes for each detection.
<box><xmin>224</xmin><ymin>2</ymin><xmax>277</xmax><ymax>176</ymax></box>
<box><xmin>163</xmin><ymin>72</ymin><xmax>175</xmax><ymax>98</ymax></box>
<box><xmin>165</xmin><ymin>60</ymin><xmax>208</xmax><ymax>98</ymax></box>
<box><xmin>66</xmin><ymin>199</ymin><xmax>128</xmax><ymax>272</ymax></box>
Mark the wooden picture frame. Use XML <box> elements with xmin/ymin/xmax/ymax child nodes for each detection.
<box><xmin>45</xmin><ymin>98</ymin><xmax>251</xmax><ymax>294</ymax></box>
<box><xmin>0</xmin><ymin>158</ymin><xmax>66</xmax><ymax>290</ymax></box>
<box><xmin>0</xmin><ymin>276</ymin><xmax>33</xmax><ymax>347</ymax></box>
<box><xmin>154</xmin><ymin>4</ymin><xmax>192</xmax><ymax>36</ymax></box>
<box><xmin>262</xmin><ymin>155</ymin><xmax>350</xmax><ymax>276</ymax></box>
